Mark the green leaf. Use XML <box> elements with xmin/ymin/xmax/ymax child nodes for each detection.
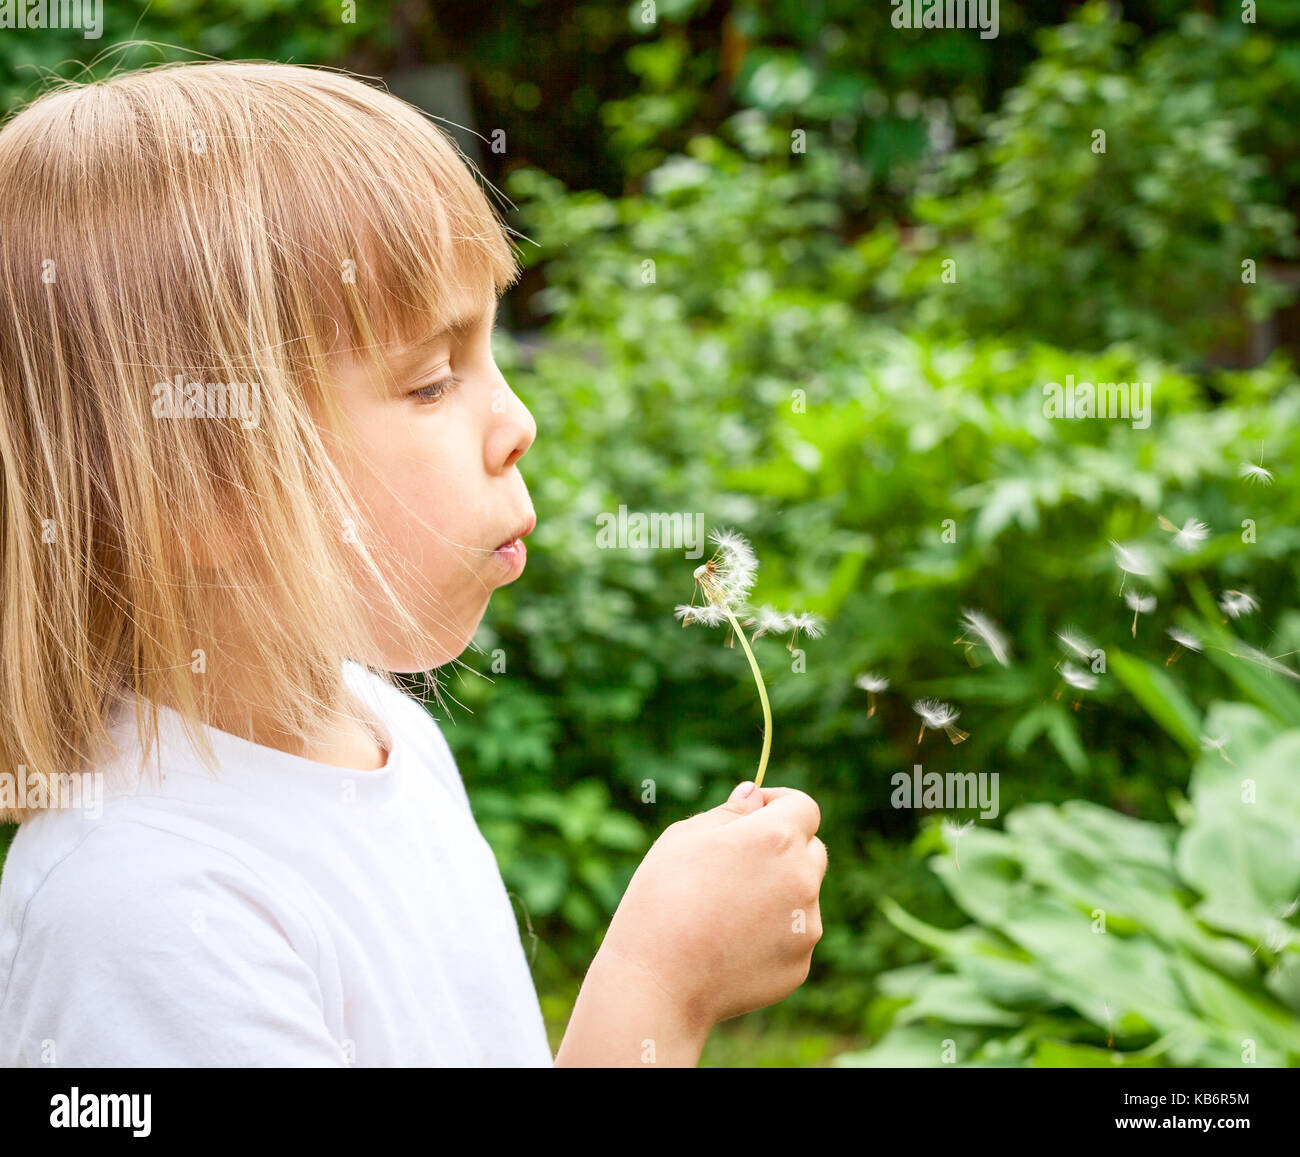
<box><xmin>1108</xmin><ymin>648</ymin><xmax>1202</xmax><ymax>754</ymax></box>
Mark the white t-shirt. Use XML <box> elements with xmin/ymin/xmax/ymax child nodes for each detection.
<box><xmin>0</xmin><ymin>663</ymin><xmax>554</xmax><ymax>1067</ymax></box>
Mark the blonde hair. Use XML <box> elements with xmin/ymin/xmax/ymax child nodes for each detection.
<box><xmin>0</xmin><ymin>60</ymin><xmax>520</xmax><ymax>821</ymax></box>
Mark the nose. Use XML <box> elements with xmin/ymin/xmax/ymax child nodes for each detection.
<box><xmin>488</xmin><ymin>380</ymin><xmax>536</xmax><ymax>473</ymax></box>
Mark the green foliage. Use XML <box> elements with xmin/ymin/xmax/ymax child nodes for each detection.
<box><xmin>0</xmin><ymin>1</ymin><xmax>1297</xmax><ymax>1064</ymax></box>
<box><xmin>440</xmin><ymin>121</ymin><xmax>1300</xmax><ymax>1026</ymax></box>
<box><xmin>892</xmin><ymin>3</ymin><xmax>1297</xmax><ymax>360</ymax></box>
<box><xmin>836</xmin><ymin>694</ymin><xmax>1300</xmax><ymax>1067</ymax></box>
<box><xmin>0</xmin><ymin>2</ymin><xmax>388</xmax><ymax>114</ymax></box>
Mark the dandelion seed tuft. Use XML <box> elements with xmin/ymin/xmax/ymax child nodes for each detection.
<box><xmin>1059</xmin><ymin>661</ymin><xmax>1098</xmax><ymax>691</ymax></box>
<box><xmin>1170</xmin><ymin>519</ymin><xmax>1210</xmax><ymax>551</ymax></box>
<box><xmin>786</xmin><ymin>612</ymin><xmax>825</xmax><ymax>648</ymax></box>
<box><xmin>1218</xmin><ymin>589</ymin><xmax>1259</xmax><ymax>619</ymax></box>
<box><xmin>1110</xmin><ymin>540</ymin><xmax>1154</xmax><ymax>576</ymax></box>
<box><xmin>1239</xmin><ymin>463</ymin><xmax>1274</xmax><ymax>485</ymax></box>
<box><xmin>1056</xmin><ymin>626</ymin><xmax>1097</xmax><ymax>660</ymax></box>
<box><xmin>675</xmin><ymin>603</ymin><xmax>727</xmax><ymax>628</ymax></box>
<box><xmin>913</xmin><ymin>698</ymin><xmax>968</xmax><ymax>745</ymax></box>
<box><xmin>745</xmin><ymin>605</ymin><xmax>794</xmax><ymax>639</ymax></box>
<box><xmin>1229</xmin><ymin>644</ymin><xmax>1300</xmax><ymax>681</ymax></box>
<box><xmin>956</xmin><ymin>609</ymin><xmax>1012</xmax><ymax>667</ymax></box>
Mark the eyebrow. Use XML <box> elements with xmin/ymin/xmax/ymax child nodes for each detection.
<box><xmin>402</xmin><ymin>297</ymin><xmax>499</xmax><ymax>355</ymax></box>
<box><xmin>384</xmin><ymin>297</ymin><xmax>496</xmax><ymax>374</ymax></box>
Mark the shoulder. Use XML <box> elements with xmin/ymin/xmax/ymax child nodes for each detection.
<box><xmin>0</xmin><ymin>819</ymin><xmax>341</xmax><ymax>1066</ymax></box>
<box><xmin>2</xmin><ymin>817</ymin><xmax>312</xmax><ymax>961</ymax></box>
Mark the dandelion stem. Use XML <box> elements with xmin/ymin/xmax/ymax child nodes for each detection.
<box><xmin>722</xmin><ymin>605</ymin><xmax>772</xmax><ymax>789</ymax></box>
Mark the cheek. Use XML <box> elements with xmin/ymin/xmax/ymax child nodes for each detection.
<box><xmin>363</xmin><ymin>431</ymin><xmax>484</xmax><ymax>574</ymax></box>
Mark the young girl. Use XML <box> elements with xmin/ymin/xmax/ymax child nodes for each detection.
<box><xmin>0</xmin><ymin>61</ymin><xmax>826</xmax><ymax>1067</ymax></box>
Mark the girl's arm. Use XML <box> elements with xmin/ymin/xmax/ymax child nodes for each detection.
<box><xmin>554</xmin><ymin>945</ymin><xmax>712</xmax><ymax>1067</ymax></box>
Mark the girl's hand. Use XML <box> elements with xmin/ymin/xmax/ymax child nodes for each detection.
<box><xmin>596</xmin><ymin>780</ymin><xmax>827</xmax><ymax>1032</ymax></box>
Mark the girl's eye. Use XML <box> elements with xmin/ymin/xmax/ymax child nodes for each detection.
<box><xmin>409</xmin><ymin>373</ymin><xmax>461</xmax><ymax>403</ymax></box>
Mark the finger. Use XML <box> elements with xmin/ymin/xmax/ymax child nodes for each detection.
<box><xmin>750</xmin><ymin>788</ymin><xmax>821</xmax><ymax>838</ymax></box>
<box><xmin>809</xmin><ymin>835</ymin><xmax>829</xmax><ymax>879</ymax></box>
<box><xmin>715</xmin><ymin>780</ymin><xmax>764</xmax><ymax>820</ymax></box>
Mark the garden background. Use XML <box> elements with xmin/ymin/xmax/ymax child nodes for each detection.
<box><xmin>1</xmin><ymin>0</ymin><xmax>1298</xmax><ymax>1066</ymax></box>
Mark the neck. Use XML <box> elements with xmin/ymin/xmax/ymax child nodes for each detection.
<box><xmin>150</xmin><ymin>622</ymin><xmax>390</xmax><ymax>773</ymax></box>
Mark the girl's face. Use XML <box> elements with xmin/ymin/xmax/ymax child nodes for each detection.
<box><xmin>329</xmin><ymin>296</ymin><xmax>537</xmax><ymax>673</ymax></box>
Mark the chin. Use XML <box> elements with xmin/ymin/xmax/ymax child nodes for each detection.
<box><xmin>375</xmin><ymin>609</ymin><xmax>488</xmax><ymax>674</ymax></box>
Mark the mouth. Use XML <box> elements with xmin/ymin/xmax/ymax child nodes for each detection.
<box><xmin>493</xmin><ymin>513</ymin><xmax>535</xmax><ymax>574</ymax></box>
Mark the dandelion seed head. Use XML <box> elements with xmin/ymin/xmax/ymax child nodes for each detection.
<box><xmin>1239</xmin><ymin>463</ymin><xmax>1274</xmax><ymax>486</ymax></box>
<box><xmin>695</xmin><ymin>527</ymin><xmax>758</xmax><ymax>608</ymax></box>
<box><xmin>855</xmin><ymin>671</ymin><xmax>889</xmax><ymax>693</ymax></box>
<box><xmin>1200</xmin><ymin>733</ymin><xmax>1228</xmax><ymax>751</ymax></box>
<box><xmin>1167</xmin><ymin>627</ymin><xmax>1201</xmax><ymax>652</ymax></box>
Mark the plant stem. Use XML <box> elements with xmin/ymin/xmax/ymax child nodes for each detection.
<box><xmin>722</xmin><ymin>607</ymin><xmax>772</xmax><ymax>788</ymax></box>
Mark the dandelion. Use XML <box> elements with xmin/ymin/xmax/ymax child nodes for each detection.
<box><xmin>691</xmin><ymin>527</ymin><xmax>758</xmax><ymax>611</ymax></box>
<box><xmin>1056</xmin><ymin>625</ymin><xmax>1097</xmax><ymax>661</ymax></box>
<box><xmin>1110</xmin><ymin>540</ymin><xmax>1154</xmax><ymax>594</ymax></box>
<box><xmin>1218</xmin><ymin>589</ymin><xmax>1259</xmax><ymax>619</ymax></box>
<box><xmin>1165</xmin><ymin>627</ymin><xmax>1202</xmax><ymax>666</ymax></box>
<box><xmin>1239</xmin><ymin>441</ymin><xmax>1273</xmax><ymax>486</ymax></box>
<box><xmin>1058</xmin><ymin>661</ymin><xmax>1098</xmax><ymax>691</ymax></box>
<box><xmin>854</xmin><ymin>671</ymin><xmax>889</xmax><ymax>717</ymax></box>
<box><xmin>955</xmin><ymin>609</ymin><xmax>1012</xmax><ymax>667</ymax></box>
<box><xmin>1157</xmin><ymin>515</ymin><xmax>1210</xmax><ymax>551</ymax></box>
<box><xmin>913</xmin><ymin>698</ymin><xmax>968</xmax><ymax>746</ymax></box>
<box><xmin>677</xmin><ymin>528</ymin><xmax>817</xmax><ymax>790</ymax></box>
<box><xmin>1200</xmin><ymin>733</ymin><xmax>1236</xmax><ymax>767</ymax></box>
<box><xmin>941</xmin><ymin>818</ymin><xmax>974</xmax><ymax>871</ymax></box>
<box><xmin>1125</xmin><ymin>590</ymin><xmax>1156</xmax><ymax>638</ymax></box>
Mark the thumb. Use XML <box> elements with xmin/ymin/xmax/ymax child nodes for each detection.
<box><xmin>716</xmin><ymin>780</ymin><xmax>763</xmax><ymax>818</ymax></box>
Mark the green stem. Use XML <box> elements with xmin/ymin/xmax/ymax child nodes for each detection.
<box><xmin>723</xmin><ymin>606</ymin><xmax>772</xmax><ymax>789</ymax></box>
